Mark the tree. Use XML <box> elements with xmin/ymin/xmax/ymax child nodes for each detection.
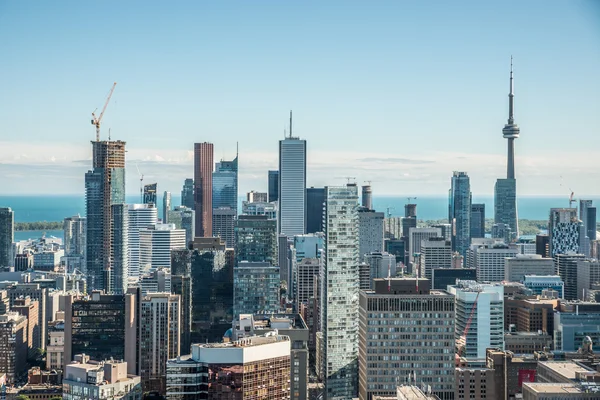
<box><xmin>16</xmin><ymin>395</ymin><xmax>31</xmax><ymax>400</ymax></box>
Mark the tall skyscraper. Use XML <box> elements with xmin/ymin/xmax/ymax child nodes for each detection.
<box><xmin>268</xmin><ymin>170</ymin><xmax>279</xmax><ymax>202</ymax></box>
<box><xmin>194</xmin><ymin>142</ymin><xmax>214</xmax><ymax>237</ymax></box>
<box><xmin>127</xmin><ymin>204</ymin><xmax>158</xmax><ymax>280</ymax></box>
<box><xmin>358</xmin><ymin>208</ymin><xmax>384</xmax><ymax>263</ymax></box>
<box><xmin>580</xmin><ymin>200</ymin><xmax>597</xmax><ymax>241</ymax></box>
<box><xmin>63</xmin><ymin>215</ymin><xmax>86</xmax><ymax>273</ymax></box>
<box><xmin>321</xmin><ymin>184</ymin><xmax>359</xmax><ymax>400</ymax></box>
<box><xmin>212</xmin><ymin>153</ymin><xmax>238</xmax><ymax>210</ymax></box>
<box><xmin>0</xmin><ymin>207</ymin><xmax>14</xmax><ymax>268</ymax></box>
<box><xmin>167</xmin><ymin>205</ymin><xmax>195</xmax><ymax>246</ymax></box>
<box><xmin>139</xmin><ymin>224</ymin><xmax>186</xmax><ymax>271</ymax></box>
<box><xmin>279</xmin><ymin>112</ymin><xmax>307</xmax><ymax>236</ymax></box>
<box><xmin>212</xmin><ymin>208</ymin><xmax>236</xmax><ymax>247</ymax></box>
<box><xmin>235</xmin><ymin>215</ymin><xmax>277</xmax><ymax>266</ymax></box>
<box><xmin>420</xmin><ymin>237</ymin><xmax>452</xmax><ymax>279</ymax></box>
<box><xmin>85</xmin><ymin>140</ymin><xmax>126</xmax><ymax>292</ymax></box>
<box><xmin>470</xmin><ymin>203</ymin><xmax>485</xmax><ymax>239</ymax></box>
<box><xmin>233</xmin><ymin>261</ymin><xmax>280</xmax><ymax>317</ymax></box>
<box><xmin>548</xmin><ymin>208</ymin><xmax>580</xmax><ymax>257</ymax></box>
<box><xmin>143</xmin><ymin>183</ymin><xmax>157</xmax><ymax>205</ymax></box>
<box><xmin>162</xmin><ymin>191</ymin><xmax>171</xmax><ymax>223</ymax></box>
<box><xmin>306</xmin><ymin>187</ymin><xmax>325</xmax><ymax>234</ymax></box>
<box><xmin>494</xmin><ymin>58</ymin><xmax>520</xmax><ymax>239</ymax></box>
<box><xmin>111</xmin><ymin>204</ymin><xmax>129</xmax><ymax>294</ymax></box>
<box><xmin>181</xmin><ymin>178</ymin><xmax>194</xmax><ymax>209</ymax></box>
<box><xmin>361</xmin><ymin>184</ymin><xmax>373</xmax><ymax>210</ymax></box>
<box><xmin>449</xmin><ymin>171</ymin><xmax>472</xmax><ymax>258</ymax></box>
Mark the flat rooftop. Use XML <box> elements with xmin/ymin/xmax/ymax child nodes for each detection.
<box><xmin>200</xmin><ymin>334</ymin><xmax>289</xmax><ymax>349</ymax></box>
<box><xmin>523</xmin><ymin>382</ymin><xmax>599</xmax><ymax>394</ymax></box>
<box><xmin>539</xmin><ymin>361</ymin><xmax>592</xmax><ymax>380</ymax></box>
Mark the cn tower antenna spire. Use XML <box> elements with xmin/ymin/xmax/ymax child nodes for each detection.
<box><xmin>508</xmin><ymin>55</ymin><xmax>514</xmax><ymax>125</ymax></box>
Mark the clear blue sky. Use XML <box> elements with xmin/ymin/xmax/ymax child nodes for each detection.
<box><xmin>0</xmin><ymin>1</ymin><xmax>599</xmax><ymax>196</ymax></box>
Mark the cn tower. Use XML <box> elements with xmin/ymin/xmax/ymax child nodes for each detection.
<box><xmin>502</xmin><ymin>56</ymin><xmax>520</xmax><ymax>179</ymax></box>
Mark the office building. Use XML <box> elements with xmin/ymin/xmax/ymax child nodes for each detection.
<box><xmin>485</xmin><ymin>349</ymin><xmax>539</xmax><ymax>400</ymax></box>
<box><xmin>170</xmin><ymin>262</ymin><xmax>191</xmax><ymax>353</ymax></box>
<box><xmin>576</xmin><ymin>259</ymin><xmax>600</xmax><ymax>300</ymax></box>
<box><xmin>448</xmin><ymin>280</ymin><xmax>504</xmax><ymax>360</ymax></box>
<box><xmin>139</xmin><ymin>224</ymin><xmax>186</xmax><ymax>272</ymax></box>
<box><xmin>384</xmin><ymin>217</ymin><xmax>402</xmax><ymax>240</ymax></box>
<box><xmin>212</xmin><ymin>207</ymin><xmax>236</xmax><ymax>248</ymax></box>
<box><xmin>140</xmin><ymin>292</ymin><xmax>181</xmax><ymax>393</ymax></box>
<box><xmin>295</xmin><ymin>258</ymin><xmax>320</xmax><ymax>307</ymax></box>
<box><xmin>235</xmin><ymin>215</ymin><xmax>277</xmax><ymax>265</ymax></box>
<box><xmin>194</xmin><ymin>142</ymin><xmax>214</xmax><ymax>237</ymax></box>
<box><xmin>504</xmin><ymin>254</ymin><xmax>555</xmax><ymax>282</ymax></box>
<box><xmin>358</xmin><ymin>208</ymin><xmax>385</xmax><ymax>262</ymax></box>
<box><xmin>63</xmin><ymin>215</ymin><xmax>86</xmax><ymax>272</ymax></box>
<box><xmin>127</xmin><ymin>204</ymin><xmax>158</xmax><ymax>279</ymax></box>
<box><xmin>212</xmin><ymin>154</ymin><xmax>238</xmax><ymax>210</ymax></box>
<box><xmin>548</xmin><ymin>208</ymin><xmax>581</xmax><ymax>257</ymax></box>
<box><xmin>63</xmin><ymin>355</ymin><xmax>142</xmax><ymax>400</ymax></box>
<box><xmin>268</xmin><ymin>170</ymin><xmax>279</xmax><ymax>203</ymax></box>
<box><xmin>143</xmin><ymin>183</ymin><xmax>157</xmax><ymax>205</ymax></box>
<box><xmin>0</xmin><ymin>312</ymin><xmax>28</xmax><ymax>383</ymax></box>
<box><xmin>408</xmin><ymin>227</ymin><xmax>442</xmax><ymax>267</ymax></box>
<box><xmin>111</xmin><ymin>203</ymin><xmax>129</xmax><ymax>294</ymax></box>
<box><xmin>85</xmin><ymin>140</ymin><xmax>126</xmax><ymax>292</ymax></box>
<box><xmin>420</xmin><ymin>237</ymin><xmax>452</xmax><ymax>279</ymax></box>
<box><xmin>321</xmin><ymin>184</ymin><xmax>359</xmax><ymax>400</ymax></box>
<box><xmin>306</xmin><ymin>187</ymin><xmax>325</xmax><ymax>234</ymax></box>
<box><xmin>0</xmin><ymin>207</ymin><xmax>14</xmax><ymax>268</ymax></box>
<box><xmin>523</xmin><ymin>275</ymin><xmax>564</xmax><ymax>298</ymax></box>
<box><xmin>279</xmin><ymin>115</ymin><xmax>307</xmax><ymax>236</ymax></box>
<box><xmin>167</xmin><ymin>206</ymin><xmax>195</xmax><ymax>245</ymax></box>
<box><xmin>449</xmin><ymin>171</ymin><xmax>472</xmax><ymax>257</ymax></box>
<box><xmin>467</xmin><ymin>239</ymin><xmax>518</xmax><ymax>283</ymax></box>
<box><xmin>504</xmin><ymin>297</ymin><xmax>557</xmax><ymax>335</ymax></box>
<box><xmin>278</xmin><ymin>234</ymin><xmax>293</xmax><ymax>293</ymax></box>
<box><xmin>233</xmin><ymin>261</ymin><xmax>280</xmax><ymax>317</ymax></box>
<box><xmin>470</xmin><ymin>203</ymin><xmax>485</xmax><ymax>239</ymax></box>
<box><xmin>522</xmin><ymin>382</ymin><xmax>600</xmax><ymax>400</ymax></box>
<box><xmin>230</xmin><ymin>313</ymin><xmax>309</xmax><ymax>400</ymax></box>
<box><xmin>554</xmin><ymin>253</ymin><xmax>586</xmax><ymax>300</ymax></box>
<box><xmin>5</xmin><ymin>283</ymin><xmax>47</xmax><ymax>352</ymax></box>
<box><xmin>166</xmin><ymin>334</ymin><xmax>291</xmax><ymax>400</ymax></box>
<box><xmin>554</xmin><ymin>311</ymin><xmax>600</xmax><ymax>352</ymax></box>
<box><xmin>242</xmin><ymin>200</ymin><xmax>278</xmax><ymax>219</ymax></box>
<box><xmin>162</xmin><ymin>191</ymin><xmax>171</xmax><ymax>223</ymax></box>
<box><xmin>64</xmin><ymin>291</ymin><xmax>137</xmax><ymax>374</ymax></box>
<box><xmin>432</xmin><ymin>223</ymin><xmax>453</xmax><ymax>241</ymax></box>
<box><xmin>181</xmin><ymin>178</ymin><xmax>194</xmax><ymax>209</ymax></box>
<box><xmin>139</xmin><ymin>267</ymin><xmax>171</xmax><ymax>295</ymax></box>
<box><xmin>47</xmin><ymin>320</ymin><xmax>65</xmax><ymax>371</ymax></box>
<box><xmin>494</xmin><ymin>60</ymin><xmax>520</xmax><ymax>240</ymax></box>
<box><xmin>385</xmin><ymin>239</ymin><xmax>405</xmax><ymax>265</ymax></box>
<box><xmin>246</xmin><ymin>190</ymin><xmax>267</xmax><ymax>202</ymax></box>
<box><xmin>365</xmin><ymin>252</ymin><xmax>396</xmax><ymax>287</ymax></box>
<box><xmin>294</xmin><ymin>233</ymin><xmax>324</xmax><ymax>262</ymax></box>
<box><xmin>455</xmin><ymin>368</ymin><xmax>496</xmax><ymax>400</ymax></box>
<box><xmin>504</xmin><ymin>331</ymin><xmax>553</xmax><ymax>354</ymax></box>
<box><xmin>358</xmin><ymin>278</ymin><xmax>455</xmax><ymax>400</ymax></box>
<box><xmin>536</xmin><ymin>360</ymin><xmax>597</xmax><ymax>384</ymax></box>
<box><xmin>580</xmin><ymin>199</ymin><xmax>597</xmax><ymax>241</ymax></box>
<box><xmin>12</xmin><ymin>296</ymin><xmax>40</xmax><ymax>358</ymax></box>
<box><xmin>432</xmin><ymin>268</ymin><xmax>477</xmax><ymax>290</ymax></box>
<box><xmin>358</xmin><ymin>262</ymin><xmax>370</xmax><ymax>290</ymax></box>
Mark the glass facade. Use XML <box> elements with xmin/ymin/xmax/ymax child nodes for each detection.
<box><xmin>181</xmin><ymin>178</ymin><xmax>195</xmax><ymax>210</ymax></box>
<box><xmin>449</xmin><ymin>171</ymin><xmax>472</xmax><ymax>258</ymax></box>
<box><xmin>212</xmin><ymin>157</ymin><xmax>238</xmax><ymax>210</ymax></box>
<box><xmin>233</xmin><ymin>262</ymin><xmax>280</xmax><ymax>317</ymax></box>
<box><xmin>279</xmin><ymin>137</ymin><xmax>306</xmax><ymax>236</ymax></box>
<box><xmin>0</xmin><ymin>207</ymin><xmax>14</xmax><ymax>267</ymax></box>
<box><xmin>235</xmin><ymin>215</ymin><xmax>277</xmax><ymax>266</ymax></box>
<box><xmin>268</xmin><ymin>170</ymin><xmax>279</xmax><ymax>202</ymax></box>
<box><xmin>494</xmin><ymin>178</ymin><xmax>518</xmax><ymax>240</ymax></box>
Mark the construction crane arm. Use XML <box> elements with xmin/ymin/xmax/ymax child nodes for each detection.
<box><xmin>91</xmin><ymin>82</ymin><xmax>117</xmax><ymax>141</ymax></box>
<box><xmin>98</xmin><ymin>82</ymin><xmax>117</xmax><ymax>123</ymax></box>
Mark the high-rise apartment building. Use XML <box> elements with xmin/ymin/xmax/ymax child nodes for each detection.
<box><xmin>63</xmin><ymin>215</ymin><xmax>86</xmax><ymax>273</ymax></box>
<box><xmin>548</xmin><ymin>208</ymin><xmax>581</xmax><ymax>257</ymax></box>
<box><xmin>358</xmin><ymin>208</ymin><xmax>384</xmax><ymax>262</ymax></box>
<box><xmin>194</xmin><ymin>142</ymin><xmax>214</xmax><ymax>237</ymax></box>
<box><xmin>449</xmin><ymin>171</ymin><xmax>472</xmax><ymax>257</ymax></box>
<box><xmin>233</xmin><ymin>261</ymin><xmax>280</xmax><ymax>317</ymax></box>
<box><xmin>470</xmin><ymin>203</ymin><xmax>485</xmax><ymax>239</ymax></box>
<box><xmin>127</xmin><ymin>204</ymin><xmax>158</xmax><ymax>280</ymax></box>
<box><xmin>166</xmin><ymin>334</ymin><xmax>291</xmax><ymax>400</ymax></box>
<box><xmin>268</xmin><ymin>170</ymin><xmax>279</xmax><ymax>202</ymax></box>
<box><xmin>358</xmin><ymin>278</ymin><xmax>455</xmax><ymax>400</ymax></box>
<box><xmin>167</xmin><ymin>205</ymin><xmax>195</xmax><ymax>246</ymax></box>
<box><xmin>139</xmin><ymin>223</ymin><xmax>186</xmax><ymax>271</ymax></box>
<box><xmin>143</xmin><ymin>183</ymin><xmax>157</xmax><ymax>205</ymax></box>
<box><xmin>139</xmin><ymin>292</ymin><xmax>181</xmax><ymax>393</ymax></box>
<box><xmin>0</xmin><ymin>312</ymin><xmax>28</xmax><ymax>383</ymax></box>
<box><xmin>420</xmin><ymin>236</ymin><xmax>452</xmax><ymax>279</ymax></box>
<box><xmin>295</xmin><ymin>258</ymin><xmax>320</xmax><ymax>307</ymax></box>
<box><xmin>494</xmin><ymin>59</ymin><xmax>520</xmax><ymax>240</ymax></box>
<box><xmin>278</xmin><ymin>114</ymin><xmax>306</xmax><ymax>236</ymax></box>
<box><xmin>448</xmin><ymin>280</ymin><xmax>504</xmax><ymax>361</ymax></box>
<box><xmin>0</xmin><ymin>207</ymin><xmax>14</xmax><ymax>267</ymax></box>
<box><xmin>580</xmin><ymin>199</ymin><xmax>597</xmax><ymax>241</ymax></box>
<box><xmin>163</xmin><ymin>191</ymin><xmax>171</xmax><ymax>223</ymax></box>
<box><xmin>504</xmin><ymin>254</ymin><xmax>555</xmax><ymax>282</ymax></box>
<box><xmin>181</xmin><ymin>178</ymin><xmax>194</xmax><ymax>209</ymax></box>
<box><xmin>85</xmin><ymin>140</ymin><xmax>126</xmax><ymax>292</ymax></box>
<box><xmin>111</xmin><ymin>203</ymin><xmax>129</xmax><ymax>294</ymax></box>
<box><xmin>306</xmin><ymin>187</ymin><xmax>325</xmax><ymax>234</ymax></box>
<box><xmin>321</xmin><ymin>184</ymin><xmax>359</xmax><ymax>400</ymax></box>
<box><xmin>554</xmin><ymin>253</ymin><xmax>586</xmax><ymax>300</ymax></box>
<box><xmin>235</xmin><ymin>215</ymin><xmax>277</xmax><ymax>265</ymax></box>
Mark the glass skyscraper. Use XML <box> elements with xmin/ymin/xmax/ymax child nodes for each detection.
<box><xmin>279</xmin><ymin>122</ymin><xmax>306</xmax><ymax>236</ymax></box>
<box><xmin>268</xmin><ymin>170</ymin><xmax>279</xmax><ymax>202</ymax></box>
<box><xmin>233</xmin><ymin>261</ymin><xmax>280</xmax><ymax>317</ymax></box>
<box><xmin>181</xmin><ymin>178</ymin><xmax>195</xmax><ymax>209</ymax></box>
<box><xmin>212</xmin><ymin>155</ymin><xmax>238</xmax><ymax>210</ymax></box>
<box><xmin>321</xmin><ymin>184</ymin><xmax>359</xmax><ymax>400</ymax></box>
<box><xmin>449</xmin><ymin>171</ymin><xmax>472</xmax><ymax>258</ymax></box>
<box><xmin>0</xmin><ymin>207</ymin><xmax>14</xmax><ymax>268</ymax></box>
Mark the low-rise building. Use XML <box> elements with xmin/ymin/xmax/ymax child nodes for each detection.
<box><xmin>46</xmin><ymin>319</ymin><xmax>65</xmax><ymax>370</ymax></box>
<box><xmin>504</xmin><ymin>332</ymin><xmax>553</xmax><ymax>354</ymax></box>
<box><xmin>455</xmin><ymin>368</ymin><xmax>496</xmax><ymax>400</ymax></box>
<box><xmin>522</xmin><ymin>382</ymin><xmax>600</xmax><ymax>399</ymax></box>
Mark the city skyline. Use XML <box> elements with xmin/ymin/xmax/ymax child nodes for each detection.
<box><xmin>0</xmin><ymin>1</ymin><xmax>599</xmax><ymax>197</ymax></box>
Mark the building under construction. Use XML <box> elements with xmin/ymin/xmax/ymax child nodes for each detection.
<box><xmin>85</xmin><ymin>140</ymin><xmax>127</xmax><ymax>292</ymax></box>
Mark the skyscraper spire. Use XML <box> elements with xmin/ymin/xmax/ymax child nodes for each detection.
<box><xmin>502</xmin><ymin>56</ymin><xmax>520</xmax><ymax>180</ymax></box>
<box><xmin>508</xmin><ymin>55</ymin><xmax>514</xmax><ymax>125</ymax></box>
<box><xmin>289</xmin><ymin>110</ymin><xmax>293</xmax><ymax>138</ymax></box>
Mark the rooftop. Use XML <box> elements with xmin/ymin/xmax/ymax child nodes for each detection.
<box><xmin>523</xmin><ymin>382</ymin><xmax>600</xmax><ymax>394</ymax></box>
<box><xmin>539</xmin><ymin>361</ymin><xmax>593</xmax><ymax>380</ymax></box>
<box><xmin>200</xmin><ymin>333</ymin><xmax>289</xmax><ymax>349</ymax></box>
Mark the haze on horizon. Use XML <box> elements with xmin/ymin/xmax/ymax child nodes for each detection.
<box><xmin>0</xmin><ymin>1</ymin><xmax>599</xmax><ymax>197</ymax></box>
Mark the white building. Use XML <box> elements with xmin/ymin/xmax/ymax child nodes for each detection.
<box><xmin>447</xmin><ymin>280</ymin><xmax>504</xmax><ymax>361</ymax></box>
<box><xmin>358</xmin><ymin>209</ymin><xmax>384</xmax><ymax>263</ymax></box>
<box><xmin>504</xmin><ymin>254</ymin><xmax>555</xmax><ymax>282</ymax></box>
<box><xmin>321</xmin><ymin>184</ymin><xmax>359</xmax><ymax>400</ymax></box>
<box><xmin>127</xmin><ymin>204</ymin><xmax>158</xmax><ymax>279</ymax></box>
<box><xmin>420</xmin><ymin>237</ymin><xmax>452</xmax><ymax>279</ymax></box>
<box><xmin>408</xmin><ymin>227</ymin><xmax>442</xmax><ymax>266</ymax></box>
<box><xmin>278</xmin><ymin>131</ymin><xmax>306</xmax><ymax>237</ymax></box>
<box><xmin>467</xmin><ymin>239</ymin><xmax>518</xmax><ymax>283</ymax></box>
<box><xmin>139</xmin><ymin>224</ymin><xmax>186</xmax><ymax>272</ymax></box>
<box><xmin>242</xmin><ymin>201</ymin><xmax>278</xmax><ymax>219</ymax></box>
<box><xmin>63</xmin><ymin>215</ymin><xmax>86</xmax><ymax>273</ymax></box>
<box><xmin>63</xmin><ymin>355</ymin><xmax>141</xmax><ymax>400</ymax></box>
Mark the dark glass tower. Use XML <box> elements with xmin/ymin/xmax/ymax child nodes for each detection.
<box><xmin>494</xmin><ymin>58</ymin><xmax>519</xmax><ymax>240</ymax></box>
<box><xmin>143</xmin><ymin>183</ymin><xmax>157</xmax><ymax>205</ymax></box>
<box><xmin>268</xmin><ymin>170</ymin><xmax>279</xmax><ymax>202</ymax></box>
<box><xmin>0</xmin><ymin>207</ymin><xmax>14</xmax><ymax>268</ymax></box>
<box><xmin>181</xmin><ymin>178</ymin><xmax>195</xmax><ymax>209</ymax></box>
<box><xmin>306</xmin><ymin>187</ymin><xmax>325</xmax><ymax>234</ymax></box>
<box><xmin>470</xmin><ymin>203</ymin><xmax>485</xmax><ymax>239</ymax></box>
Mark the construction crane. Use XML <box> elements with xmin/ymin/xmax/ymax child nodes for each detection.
<box><xmin>569</xmin><ymin>190</ymin><xmax>577</xmax><ymax>208</ymax></box>
<box><xmin>136</xmin><ymin>164</ymin><xmax>144</xmax><ymax>203</ymax></box>
<box><xmin>344</xmin><ymin>177</ymin><xmax>356</xmax><ymax>184</ymax></box>
<box><xmin>386</xmin><ymin>207</ymin><xmax>395</xmax><ymax>219</ymax></box>
<box><xmin>457</xmin><ymin>290</ymin><xmax>481</xmax><ymax>357</ymax></box>
<box><xmin>407</xmin><ymin>196</ymin><xmax>417</xmax><ymax>203</ymax></box>
<box><xmin>91</xmin><ymin>82</ymin><xmax>117</xmax><ymax>141</ymax></box>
